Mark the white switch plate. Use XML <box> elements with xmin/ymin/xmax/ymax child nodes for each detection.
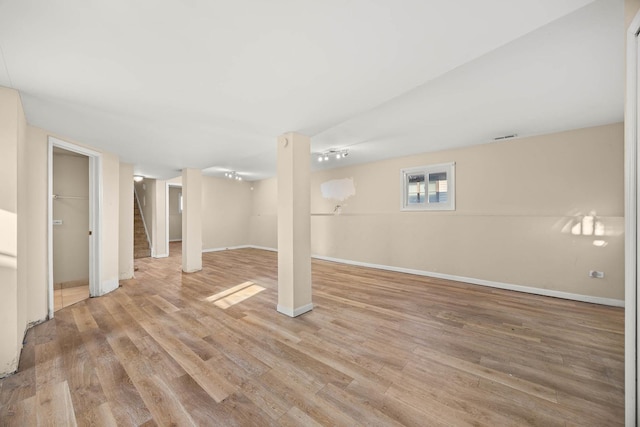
<box><xmin>53</xmin><ymin>219</ymin><xmax>63</xmax><ymax>225</ymax></box>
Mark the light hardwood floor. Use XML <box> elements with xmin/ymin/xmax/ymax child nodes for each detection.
<box><xmin>54</xmin><ymin>282</ymin><xmax>90</xmax><ymax>312</ymax></box>
<box><xmin>0</xmin><ymin>243</ymin><xmax>624</xmax><ymax>426</ymax></box>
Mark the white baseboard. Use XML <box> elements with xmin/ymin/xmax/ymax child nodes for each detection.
<box><xmin>119</xmin><ymin>271</ymin><xmax>134</xmax><ymax>280</ymax></box>
<box><xmin>202</xmin><ymin>245</ymin><xmax>279</xmax><ymax>253</ymax></box>
<box><xmin>246</xmin><ymin>245</ymin><xmax>277</xmax><ymax>252</ymax></box>
<box><xmin>237</xmin><ymin>245</ymin><xmax>623</xmax><ymax>308</ymax></box>
<box><xmin>277</xmin><ymin>303</ymin><xmax>314</xmax><ymax>317</ymax></box>
<box><xmin>97</xmin><ymin>278</ymin><xmax>119</xmax><ymax>296</ymax></box>
<box><xmin>153</xmin><ymin>253</ymin><xmax>169</xmax><ymax>259</ymax></box>
<box><xmin>311</xmin><ymin>254</ymin><xmax>624</xmax><ymax>308</ymax></box>
<box><xmin>202</xmin><ymin>245</ymin><xmax>251</xmax><ymax>253</ymax></box>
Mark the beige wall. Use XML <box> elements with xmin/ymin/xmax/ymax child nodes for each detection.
<box><xmin>626</xmin><ymin>0</ymin><xmax>640</xmax><ymax>28</ymax></box>
<box><xmin>0</xmin><ymin>118</ymin><xmax>123</xmax><ymax>376</ymax></box>
<box><xmin>52</xmin><ymin>149</ymin><xmax>89</xmax><ymax>284</ymax></box>
<box><xmin>248</xmin><ymin>177</ymin><xmax>277</xmax><ymax>249</ymax></box>
<box><xmin>24</xmin><ymin>126</ymin><xmax>48</xmax><ymax>323</ymax></box>
<box><xmin>27</xmin><ymin>127</ymin><xmax>122</xmax><ymax>296</ymax></box>
<box><xmin>201</xmin><ymin>175</ymin><xmax>252</xmax><ymax>250</ymax></box>
<box><xmin>138</xmin><ymin>174</ymin><xmax>253</xmax><ymax>252</ymax></box>
<box><xmin>250</xmin><ymin>123</ymin><xmax>624</xmax><ymax>302</ymax></box>
<box><xmin>169</xmin><ymin>186</ymin><xmax>182</xmax><ymax>241</ymax></box>
<box><xmin>119</xmin><ymin>163</ymin><xmax>134</xmax><ymax>280</ymax></box>
<box><xmin>0</xmin><ymin>87</ymin><xmax>22</xmax><ymax>376</ymax></box>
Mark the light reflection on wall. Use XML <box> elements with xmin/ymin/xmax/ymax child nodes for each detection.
<box><xmin>558</xmin><ymin>211</ymin><xmax>622</xmax><ymax>248</ymax></box>
<box><xmin>571</xmin><ymin>215</ymin><xmax>604</xmax><ymax>237</ymax></box>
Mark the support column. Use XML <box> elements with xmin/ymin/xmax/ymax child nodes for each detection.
<box><xmin>277</xmin><ymin>132</ymin><xmax>312</xmax><ymax>317</ymax></box>
<box><xmin>152</xmin><ymin>180</ymin><xmax>168</xmax><ymax>258</ymax></box>
<box><xmin>182</xmin><ymin>168</ymin><xmax>202</xmax><ymax>273</ymax></box>
<box><xmin>118</xmin><ymin>162</ymin><xmax>134</xmax><ymax>279</ymax></box>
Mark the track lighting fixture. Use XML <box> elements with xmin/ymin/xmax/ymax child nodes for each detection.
<box><xmin>224</xmin><ymin>171</ymin><xmax>242</xmax><ymax>181</ymax></box>
<box><xmin>316</xmin><ymin>149</ymin><xmax>349</xmax><ymax>163</ymax></box>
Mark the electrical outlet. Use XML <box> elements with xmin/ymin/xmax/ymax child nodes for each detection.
<box><xmin>588</xmin><ymin>270</ymin><xmax>604</xmax><ymax>279</ymax></box>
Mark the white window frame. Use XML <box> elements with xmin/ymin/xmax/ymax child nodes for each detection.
<box><xmin>400</xmin><ymin>162</ymin><xmax>455</xmax><ymax>211</ymax></box>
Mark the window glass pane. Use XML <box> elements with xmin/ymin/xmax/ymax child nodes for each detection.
<box><xmin>401</xmin><ymin>162</ymin><xmax>454</xmax><ymax>211</ymax></box>
<box><xmin>428</xmin><ymin>172</ymin><xmax>447</xmax><ymax>203</ymax></box>
<box><xmin>407</xmin><ymin>173</ymin><xmax>425</xmax><ymax>204</ymax></box>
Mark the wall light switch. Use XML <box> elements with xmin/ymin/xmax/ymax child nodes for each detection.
<box><xmin>53</xmin><ymin>219</ymin><xmax>63</xmax><ymax>225</ymax></box>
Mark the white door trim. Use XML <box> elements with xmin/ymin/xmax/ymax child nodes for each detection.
<box><xmin>47</xmin><ymin>136</ymin><xmax>102</xmax><ymax>318</ymax></box>
<box><xmin>625</xmin><ymin>9</ymin><xmax>640</xmax><ymax>425</ymax></box>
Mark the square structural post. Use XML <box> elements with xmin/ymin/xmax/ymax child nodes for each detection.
<box><xmin>277</xmin><ymin>133</ymin><xmax>312</xmax><ymax>317</ymax></box>
<box><xmin>182</xmin><ymin>168</ymin><xmax>202</xmax><ymax>273</ymax></box>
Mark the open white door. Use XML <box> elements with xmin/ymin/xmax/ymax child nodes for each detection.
<box><xmin>47</xmin><ymin>136</ymin><xmax>102</xmax><ymax>318</ymax></box>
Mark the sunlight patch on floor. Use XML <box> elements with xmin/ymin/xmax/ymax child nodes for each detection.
<box><xmin>213</xmin><ymin>284</ymin><xmax>265</xmax><ymax>309</ymax></box>
<box><xmin>203</xmin><ymin>281</ymin><xmax>265</xmax><ymax>309</ymax></box>
<box><xmin>204</xmin><ymin>281</ymin><xmax>254</xmax><ymax>302</ymax></box>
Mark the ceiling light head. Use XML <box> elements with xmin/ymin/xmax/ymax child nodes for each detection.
<box><xmin>133</xmin><ymin>175</ymin><xmax>144</xmax><ymax>182</ymax></box>
<box><xmin>225</xmin><ymin>170</ymin><xmax>243</xmax><ymax>181</ymax></box>
<box><xmin>315</xmin><ymin>148</ymin><xmax>350</xmax><ymax>164</ymax></box>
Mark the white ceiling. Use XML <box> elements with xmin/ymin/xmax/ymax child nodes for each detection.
<box><xmin>0</xmin><ymin>0</ymin><xmax>622</xmax><ymax>180</ymax></box>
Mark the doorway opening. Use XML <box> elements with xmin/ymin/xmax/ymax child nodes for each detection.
<box><xmin>47</xmin><ymin>137</ymin><xmax>102</xmax><ymax>319</ymax></box>
<box><xmin>168</xmin><ymin>183</ymin><xmax>183</xmax><ymax>259</ymax></box>
<box><xmin>133</xmin><ymin>179</ymin><xmax>151</xmax><ymax>259</ymax></box>
<box><xmin>51</xmin><ymin>147</ymin><xmax>89</xmax><ymax>311</ymax></box>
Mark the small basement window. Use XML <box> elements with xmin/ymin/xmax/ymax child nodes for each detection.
<box><xmin>401</xmin><ymin>162</ymin><xmax>455</xmax><ymax>211</ymax></box>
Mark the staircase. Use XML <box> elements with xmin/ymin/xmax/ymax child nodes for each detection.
<box><xmin>134</xmin><ymin>194</ymin><xmax>151</xmax><ymax>259</ymax></box>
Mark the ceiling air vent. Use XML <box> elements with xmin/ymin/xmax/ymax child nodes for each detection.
<box><xmin>494</xmin><ymin>134</ymin><xmax>518</xmax><ymax>141</ymax></box>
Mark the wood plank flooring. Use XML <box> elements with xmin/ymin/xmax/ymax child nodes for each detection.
<box><xmin>54</xmin><ymin>283</ymin><xmax>89</xmax><ymax>312</ymax></box>
<box><xmin>0</xmin><ymin>242</ymin><xmax>624</xmax><ymax>426</ymax></box>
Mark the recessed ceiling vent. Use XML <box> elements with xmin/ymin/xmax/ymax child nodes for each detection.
<box><xmin>494</xmin><ymin>134</ymin><xmax>518</xmax><ymax>141</ymax></box>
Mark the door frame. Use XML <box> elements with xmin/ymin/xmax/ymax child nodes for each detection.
<box><xmin>625</xmin><ymin>9</ymin><xmax>640</xmax><ymax>425</ymax></box>
<box><xmin>47</xmin><ymin>136</ymin><xmax>102</xmax><ymax>318</ymax></box>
